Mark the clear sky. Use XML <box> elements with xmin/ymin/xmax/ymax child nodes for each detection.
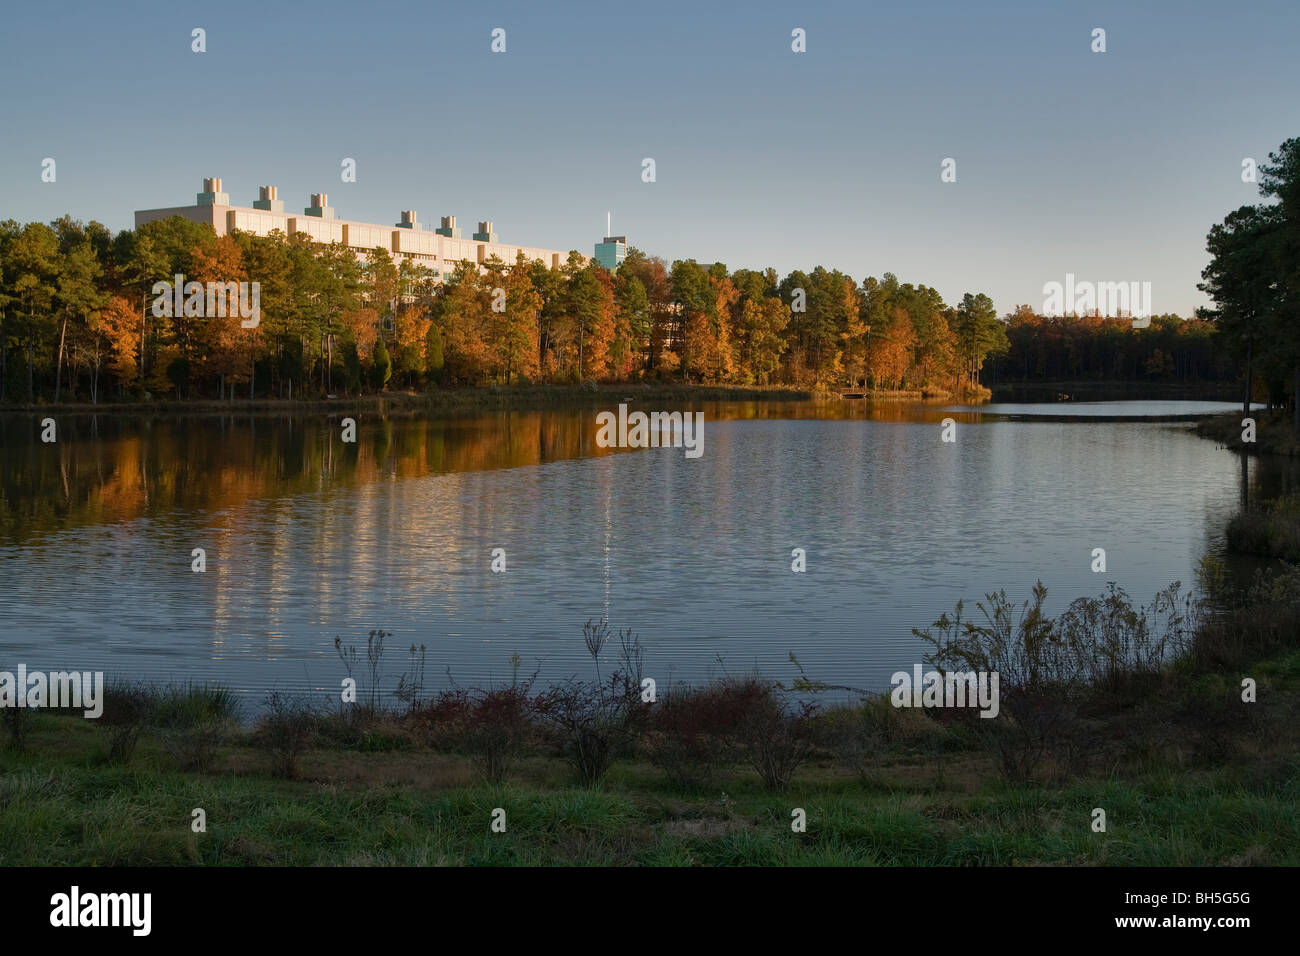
<box><xmin>1</xmin><ymin>0</ymin><xmax>1295</xmax><ymax>316</ymax></box>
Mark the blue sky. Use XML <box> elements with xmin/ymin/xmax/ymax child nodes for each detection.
<box><xmin>1</xmin><ymin>0</ymin><xmax>1295</xmax><ymax>316</ymax></box>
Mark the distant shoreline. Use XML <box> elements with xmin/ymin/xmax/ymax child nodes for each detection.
<box><xmin>0</xmin><ymin>380</ymin><xmax>1248</xmax><ymax>417</ymax></box>
<box><xmin>0</xmin><ymin>383</ymin><xmax>824</xmax><ymax>417</ymax></box>
<box><xmin>990</xmin><ymin>379</ymin><xmax>1242</xmax><ymax>402</ymax></box>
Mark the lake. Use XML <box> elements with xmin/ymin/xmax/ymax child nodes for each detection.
<box><xmin>0</xmin><ymin>399</ymin><xmax>1292</xmax><ymax>708</ymax></box>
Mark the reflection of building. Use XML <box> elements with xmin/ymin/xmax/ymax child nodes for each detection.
<box><xmin>135</xmin><ymin>178</ymin><xmax>580</xmax><ymax>282</ymax></box>
<box><xmin>594</xmin><ymin>235</ymin><xmax>627</xmax><ymax>271</ymax></box>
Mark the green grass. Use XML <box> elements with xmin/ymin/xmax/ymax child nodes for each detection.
<box><xmin>3</xmin><ymin>693</ymin><xmax>1298</xmax><ymax>866</ymax></box>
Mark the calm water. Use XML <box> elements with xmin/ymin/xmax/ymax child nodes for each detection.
<box><xmin>955</xmin><ymin>400</ymin><xmax>1266</xmax><ymax>419</ymax></box>
<box><xmin>0</xmin><ymin>400</ymin><xmax>1292</xmax><ymax>707</ymax></box>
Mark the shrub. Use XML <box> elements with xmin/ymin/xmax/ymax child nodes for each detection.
<box><xmin>537</xmin><ymin>619</ymin><xmax>646</xmax><ymax>787</ymax></box>
<box><xmin>913</xmin><ymin>580</ymin><xmax>1199</xmax><ymax>782</ymax></box>
<box><xmin>415</xmin><ymin>676</ymin><xmax>541</xmax><ymax>784</ymax></box>
<box><xmin>539</xmin><ymin>676</ymin><xmax>638</xmax><ymax>787</ymax></box>
<box><xmin>311</xmin><ymin>709</ymin><xmax>367</xmax><ymax>749</ymax></box>
<box><xmin>1191</xmin><ymin>565</ymin><xmax>1300</xmax><ymax>670</ymax></box>
<box><xmin>465</xmin><ymin>682</ymin><xmax>541</xmax><ymax>783</ymax></box>
<box><xmin>151</xmin><ymin>683</ymin><xmax>239</xmax><ymax>772</ymax></box>
<box><xmin>251</xmin><ymin>692</ymin><xmax>317</xmax><ymax>779</ymax></box>
<box><xmin>158</xmin><ymin>722</ymin><xmax>230</xmax><ymax>772</ymax></box>
<box><xmin>643</xmin><ymin>684</ymin><xmax>737</xmax><ymax>789</ymax></box>
<box><xmin>971</xmin><ymin>692</ymin><xmax>1081</xmax><ymax>783</ymax></box>
<box><xmin>728</xmin><ymin>679</ymin><xmax>816</xmax><ymax>790</ymax></box>
<box><xmin>1</xmin><ymin>704</ymin><xmax>32</xmax><ymax>753</ymax></box>
<box><xmin>98</xmin><ymin>684</ymin><xmax>156</xmax><ymax>765</ymax></box>
<box><xmin>813</xmin><ymin>695</ymin><xmax>897</xmax><ymax>785</ymax></box>
<box><xmin>410</xmin><ymin>688</ymin><xmax>471</xmax><ymax>751</ymax></box>
<box><xmin>1058</xmin><ymin>582</ymin><xmax>1197</xmax><ymax>695</ymax></box>
<box><xmin>912</xmin><ymin>582</ymin><xmax>1077</xmax><ymax>783</ymax></box>
<box><xmin>1226</xmin><ymin>494</ymin><xmax>1300</xmax><ymax>561</ymax></box>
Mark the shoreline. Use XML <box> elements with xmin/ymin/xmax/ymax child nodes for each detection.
<box><xmin>0</xmin><ymin>383</ymin><xmax>824</xmax><ymax>417</ymax></box>
<box><xmin>1195</xmin><ymin>410</ymin><xmax>1300</xmax><ymax>457</ymax></box>
<box><xmin>0</xmin><ymin>379</ymin><xmax>1251</xmax><ymax>417</ymax></box>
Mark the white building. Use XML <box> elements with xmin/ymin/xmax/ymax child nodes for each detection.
<box><xmin>135</xmin><ymin>178</ymin><xmax>582</xmax><ymax>282</ymax></box>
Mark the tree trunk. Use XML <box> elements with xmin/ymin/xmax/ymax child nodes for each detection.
<box><xmin>1240</xmin><ymin>449</ymin><xmax>1249</xmax><ymax>510</ymax></box>
<box><xmin>140</xmin><ymin>292</ymin><xmax>147</xmax><ymax>381</ymax></box>
<box><xmin>1244</xmin><ymin>335</ymin><xmax>1253</xmax><ymax>418</ymax></box>
<box><xmin>54</xmin><ymin>314</ymin><xmax>68</xmax><ymax>402</ymax></box>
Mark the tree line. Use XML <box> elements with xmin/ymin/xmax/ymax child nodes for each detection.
<box><xmin>0</xmin><ymin>216</ymin><xmax>1013</xmax><ymax>404</ymax></box>
<box><xmin>988</xmin><ymin>310</ymin><xmax>1232</xmax><ymax>385</ymax></box>
<box><xmin>1</xmin><ymin>185</ymin><xmax>1285</xmax><ymax>406</ymax></box>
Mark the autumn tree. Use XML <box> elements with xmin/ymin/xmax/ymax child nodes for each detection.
<box><xmin>435</xmin><ymin>262</ymin><xmax>491</xmax><ymax>385</ymax></box>
<box><xmin>867</xmin><ymin>307</ymin><xmax>916</xmax><ymax>390</ymax></box>
<box><xmin>98</xmin><ymin>295</ymin><xmax>141</xmax><ymax>394</ymax></box>
<box><xmin>492</xmin><ymin>252</ymin><xmax>542</xmax><ymax>384</ymax></box>
<box><xmin>190</xmin><ymin>234</ymin><xmax>248</xmax><ymax>398</ymax></box>
<box><xmin>393</xmin><ymin>303</ymin><xmax>432</xmax><ymax>387</ymax></box>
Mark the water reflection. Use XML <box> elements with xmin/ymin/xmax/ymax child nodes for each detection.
<box><xmin>0</xmin><ymin>401</ymin><xmax>1294</xmax><ymax>704</ymax></box>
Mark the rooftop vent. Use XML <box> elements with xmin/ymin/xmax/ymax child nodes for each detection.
<box><xmin>253</xmin><ymin>185</ymin><xmax>284</xmax><ymax>212</ymax></box>
<box><xmin>304</xmin><ymin>193</ymin><xmax>335</xmax><ymax>219</ymax></box>
<box><xmin>197</xmin><ymin>177</ymin><xmax>229</xmax><ymax>206</ymax></box>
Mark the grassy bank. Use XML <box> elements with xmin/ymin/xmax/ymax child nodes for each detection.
<box><xmin>1196</xmin><ymin>409</ymin><xmax>1300</xmax><ymax>457</ymax></box>
<box><xmin>1202</xmin><ymin>410</ymin><xmax>1300</xmax><ymax>560</ymax></box>
<box><xmin>1</xmin><ymin>702</ymin><xmax>1297</xmax><ymax>866</ymax></box>
<box><xmin>0</xmin><ymin>383</ymin><xmax>822</xmax><ymax>417</ymax></box>
<box><xmin>1227</xmin><ymin>493</ymin><xmax>1300</xmax><ymax>561</ymax></box>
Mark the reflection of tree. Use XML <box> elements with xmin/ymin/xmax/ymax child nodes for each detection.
<box><xmin>0</xmin><ymin>412</ymin><xmax>608</xmax><ymax>543</ymax></box>
<box><xmin>0</xmin><ymin>402</ymin><xmax>933</xmax><ymax>543</ymax></box>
